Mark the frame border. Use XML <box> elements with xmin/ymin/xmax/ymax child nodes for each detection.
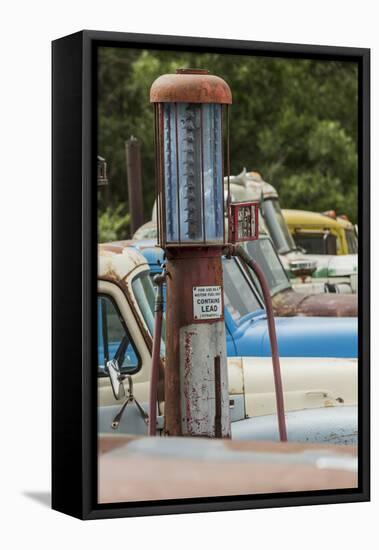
<box><xmin>52</xmin><ymin>30</ymin><xmax>370</xmax><ymax>520</ymax></box>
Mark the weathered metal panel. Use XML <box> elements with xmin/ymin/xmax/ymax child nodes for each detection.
<box><xmin>272</xmin><ymin>288</ymin><xmax>357</xmax><ymax>317</ymax></box>
<box><xmin>164</xmin><ymin>248</ymin><xmax>230</xmax><ymax>437</ymax></box>
<box><xmin>242</xmin><ymin>356</ymin><xmax>357</xmax><ymax>418</ymax></box>
<box><xmin>179</xmin><ymin>322</ymin><xmax>230</xmax><ymax>437</ymax></box>
<box><xmin>97</xmin><ymin>243</ymin><xmax>159</xmax><ymax>355</ymax></box>
<box><xmin>98</xmin><ymin>243</ymin><xmax>147</xmax><ymax>281</ymax></box>
<box><xmin>98</xmin><ymin>435</ymin><xmax>357</xmax><ymax>503</ymax></box>
<box><xmin>231</xmin><ymin>406</ymin><xmax>358</xmax><ymax>445</ymax></box>
<box><xmin>98</xmin><ymin>402</ymin><xmax>149</xmax><ymax>436</ymax></box>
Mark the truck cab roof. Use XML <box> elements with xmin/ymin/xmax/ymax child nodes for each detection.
<box><xmin>98</xmin><ymin>241</ymin><xmax>149</xmax><ymax>282</ymax></box>
<box><xmin>282</xmin><ymin>209</ymin><xmax>354</xmax><ymax>231</ymax></box>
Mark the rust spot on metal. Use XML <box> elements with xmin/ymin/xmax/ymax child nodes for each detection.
<box><xmin>229</xmin><ymin>358</ymin><xmax>243</xmax><ymax>370</ymax></box>
<box><xmin>164</xmin><ymin>251</ymin><xmax>227</xmax><ymax>437</ymax></box>
<box><xmin>100</xmin><ymin>244</ymin><xmax>124</xmax><ymax>254</ymax></box>
<box><xmin>99</xmin><ymin>240</ymin><xmax>134</xmax><ymax>254</ymax></box>
<box><xmin>150</xmin><ymin>72</ymin><xmax>232</xmax><ymax>104</ymax></box>
<box><xmin>272</xmin><ymin>288</ymin><xmax>357</xmax><ymax>317</ymax></box>
<box><xmin>183</xmin><ymin>330</ymin><xmax>197</xmax><ymax>433</ymax></box>
<box><xmin>227</xmin><ymin>357</ymin><xmax>245</xmax><ymax>395</ymax></box>
<box><xmin>98</xmin><ymin>436</ymin><xmax>358</xmax><ymax>503</ymax></box>
<box><xmin>98</xmin><ymin>435</ymin><xmax>136</xmax><ymax>455</ymax></box>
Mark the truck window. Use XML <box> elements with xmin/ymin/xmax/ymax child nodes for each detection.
<box><xmin>132</xmin><ymin>271</ymin><xmax>166</xmax><ymax>356</ymax></box>
<box><xmin>223</xmin><ymin>258</ymin><xmax>262</xmax><ymax>323</ymax></box>
<box><xmin>293</xmin><ymin>232</ymin><xmax>337</xmax><ymax>255</ymax></box>
<box><xmin>98</xmin><ymin>295</ymin><xmax>140</xmax><ymax>376</ymax></box>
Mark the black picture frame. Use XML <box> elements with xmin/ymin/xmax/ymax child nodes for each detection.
<box><xmin>52</xmin><ymin>30</ymin><xmax>370</xmax><ymax>520</ymax></box>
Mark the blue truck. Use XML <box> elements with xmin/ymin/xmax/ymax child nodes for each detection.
<box><xmin>134</xmin><ymin>240</ymin><xmax>357</xmax><ymax>359</ymax></box>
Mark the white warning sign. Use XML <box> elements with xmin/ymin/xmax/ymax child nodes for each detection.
<box><xmin>193</xmin><ymin>286</ymin><xmax>222</xmax><ymax>320</ymax></box>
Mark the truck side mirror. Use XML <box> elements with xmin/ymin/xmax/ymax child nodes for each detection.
<box><xmin>106</xmin><ymin>359</ymin><xmax>126</xmax><ymax>401</ymax></box>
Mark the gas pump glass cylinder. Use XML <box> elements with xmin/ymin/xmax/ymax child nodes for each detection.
<box><xmin>163</xmin><ymin>102</ymin><xmax>223</xmax><ymax>243</ymax></box>
<box><xmin>151</xmin><ymin>69</ymin><xmax>232</xmax><ymax>247</ymax></box>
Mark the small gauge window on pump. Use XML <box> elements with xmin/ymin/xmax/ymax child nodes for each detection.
<box><xmin>229</xmin><ymin>201</ymin><xmax>260</xmax><ymax>243</ymax></box>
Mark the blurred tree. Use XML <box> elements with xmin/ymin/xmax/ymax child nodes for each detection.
<box><xmin>98</xmin><ymin>204</ymin><xmax>130</xmax><ymax>243</ymax></box>
<box><xmin>98</xmin><ymin>48</ymin><xmax>358</xmax><ymax>238</ymax></box>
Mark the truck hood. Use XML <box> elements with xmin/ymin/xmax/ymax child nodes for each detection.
<box><xmin>272</xmin><ymin>288</ymin><xmax>357</xmax><ymax>317</ymax></box>
<box><xmin>240</xmin><ymin>355</ymin><xmax>357</xmax><ymax>418</ymax></box>
<box><xmin>280</xmin><ymin>250</ymin><xmax>357</xmax><ymax>278</ymax></box>
<box><xmin>232</xmin><ymin>314</ymin><xmax>357</xmax><ymax>358</ymax></box>
<box><xmin>307</xmin><ymin>254</ymin><xmax>358</xmax><ymax>277</ymax></box>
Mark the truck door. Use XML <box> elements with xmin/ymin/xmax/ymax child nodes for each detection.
<box><xmin>98</xmin><ymin>280</ymin><xmax>152</xmax><ymax>435</ymax></box>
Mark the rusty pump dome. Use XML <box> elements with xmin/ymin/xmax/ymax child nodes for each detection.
<box><xmin>150</xmin><ymin>68</ymin><xmax>232</xmax><ymax>105</ymax></box>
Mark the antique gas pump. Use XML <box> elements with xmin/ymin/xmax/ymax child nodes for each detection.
<box><xmin>151</xmin><ymin>69</ymin><xmax>287</xmax><ymax>441</ymax></box>
<box><xmin>151</xmin><ymin>69</ymin><xmax>233</xmax><ymax>437</ymax></box>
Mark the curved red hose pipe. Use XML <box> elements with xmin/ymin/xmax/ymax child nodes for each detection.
<box><xmin>230</xmin><ymin>245</ymin><xmax>288</xmax><ymax>442</ymax></box>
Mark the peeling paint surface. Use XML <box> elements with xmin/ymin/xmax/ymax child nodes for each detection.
<box><xmin>272</xmin><ymin>288</ymin><xmax>357</xmax><ymax>317</ymax></box>
<box><xmin>232</xmin><ymin>406</ymin><xmax>358</xmax><ymax>445</ymax></box>
<box><xmin>179</xmin><ymin>322</ymin><xmax>231</xmax><ymax>437</ymax></box>
<box><xmin>98</xmin><ymin>242</ymin><xmax>157</xmax><ymax>352</ymax></box>
<box><xmin>98</xmin><ymin>243</ymin><xmax>147</xmax><ymax>281</ymax></box>
<box><xmin>98</xmin><ymin>435</ymin><xmax>358</xmax><ymax>503</ymax></box>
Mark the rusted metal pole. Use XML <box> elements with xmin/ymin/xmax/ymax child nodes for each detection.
<box><xmin>125</xmin><ymin>136</ymin><xmax>144</xmax><ymax>234</ymax></box>
<box><xmin>148</xmin><ymin>273</ymin><xmax>166</xmax><ymax>436</ymax></box>
<box><xmin>164</xmin><ymin>247</ymin><xmax>231</xmax><ymax>438</ymax></box>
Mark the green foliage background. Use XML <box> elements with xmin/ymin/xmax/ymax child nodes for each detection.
<box><xmin>98</xmin><ymin>48</ymin><xmax>358</xmax><ymax>242</ymax></box>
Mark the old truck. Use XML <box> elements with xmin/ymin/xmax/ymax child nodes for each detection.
<box><xmin>133</xmin><ymin>217</ymin><xmax>357</xmax><ymax>316</ymax></box>
<box><xmin>98</xmin><ymin>243</ymin><xmax>357</xmax><ymax>444</ymax></box>
<box><xmin>283</xmin><ymin>209</ymin><xmax>358</xmax><ymax>256</ymax></box>
<box><xmin>243</xmin><ymin>230</ymin><xmax>357</xmax><ymax>316</ymax></box>
<box><xmin>137</xmin><ymin>241</ymin><xmax>357</xmax><ymax>357</ymax></box>
<box><xmin>227</xmin><ymin>170</ymin><xmax>358</xmax><ymax>294</ymax></box>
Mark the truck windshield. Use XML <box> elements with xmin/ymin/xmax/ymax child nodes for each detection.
<box><xmin>244</xmin><ymin>238</ymin><xmax>291</xmax><ymax>296</ymax></box>
<box><xmin>262</xmin><ymin>199</ymin><xmax>296</xmax><ymax>254</ymax></box>
<box><xmin>131</xmin><ymin>271</ymin><xmax>166</xmax><ymax>356</ymax></box>
<box><xmin>222</xmin><ymin>258</ymin><xmax>263</xmax><ymax>323</ymax></box>
<box><xmin>293</xmin><ymin>232</ymin><xmax>337</xmax><ymax>255</ymax></box>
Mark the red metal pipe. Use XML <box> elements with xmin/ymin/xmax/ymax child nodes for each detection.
<box><xmin>148</xmin><ymin>273</ymin><xmax>165</xmax><ymax>436</ymax></box>
<box><xmin>227</xmin><ymin>244</ymin><xmax>288</xmax><ymax>442</ymax></box>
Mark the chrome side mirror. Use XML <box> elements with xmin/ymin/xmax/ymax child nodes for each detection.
<box><xmin>106</xmin><ymin>359</ymin><xmax>126</xmax><ymax>401</ymax></box>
